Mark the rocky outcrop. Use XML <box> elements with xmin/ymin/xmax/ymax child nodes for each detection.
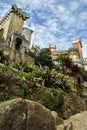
<box><xmin>0</xmin><ymin>98</ymin><xmax>87</xmax><ymax>130</ymax></box>
<box><xmin>0</xmin><ymin>98</ymin><xmax>63</xmax><ymax>130</ymax></box>
<box><xmin>51</xmin><ymin>111</ymin><xmax>63</xmax><ymax>126</ymax></box>
<box><xmin>26</xmin><ymin>99</ymin><xmax>56</xmax><ymax>130</ymax></box>
<box><xmin>56</xmin><ymin>111</ymin><xmax>87</xmax><ymax>130</ymax></box>
<box><xmin>0</xmin><ymin>98</ymin><xmax>27</xmax><ymax>130</ymax></box>
<box><xmin>59</xmin><ymin>93</ymin><xmax>86</xmax><ymax>119</ymax></box>
<box><xmin>0</xmin><ymin>73</ymin><xmax>86</xmax><ymax>119</ymax></box>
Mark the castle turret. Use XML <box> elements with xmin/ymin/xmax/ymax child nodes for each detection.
<box><xmin>0</xmin><ymin>4</ymin><xmax>34</xmax><ymax>55</ymax></box>
<box><xmin>72</xmin><ymin>38</ymin><xmax>83</xmax><ymax>60</ymax></box>
<box><xmin>48</xmin><ymin>45</ymin><xmax>56</xmax><ymax>51</ymax></box>
<box><xmin>0</xmin><ymin>4</ymin><xmax>29</xmax><ymax>41</ymax></box>
<box><xmin>22</xmin><ymin>27</ymin><xmax>33</xmax><ymax>44</ymax></box>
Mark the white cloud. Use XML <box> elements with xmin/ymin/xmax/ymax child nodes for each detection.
<box><xmin>0</xmin><ymin>0</ymin><xmax>87</xmax><ymax>58</ymax></box>
<box><xmin>82</xmin><ymin>40</ymin><xmax>87</xmax><ymax>58</ymax></box>
<box><xmin>0</xmin><ymin>2</ymin><xmax>10</xmax><ymax>19</ymax></box>
<box><xmin>69</xmin><ymin>1</ymin><xmax>80</xmax><ymax>11</ymax></box>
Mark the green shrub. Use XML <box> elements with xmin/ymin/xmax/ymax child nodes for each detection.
<box><xmin>0</xmin><ymin>92</ymin><xmax>4</xmax><ymax>102</ymax></box>
<box><xmin>9</xmin><ymin>95</ymin><xmax>17</xmax><ymax>100</ymax></box>
<box><xmin>81</xmin><ymin>70</ymin><xmax>87</xmax><ymax>82</ymax></box>
<box><xmin>53</xmin><ymin>89</ymin><xmax>64</xmax><ymax>108</ymax></box>
<box><xmin>25</xmin><ymin>72</ymin><xmax>36</xmax><ymax>80</ymax></box>
<box><xmin>20</xmin><ymin>83</ymin><xmax>28</xmax><ymax>99</ymax></box>
<box><xmin>1</xmin><ymin>65</ymin><xmax>9</xmax><ymax>73</ymax></box>
<box><xmin>55</xmin><ymin>88</ymin><xmax>64</xmax><ymax>95</ymax></box>
<box><xmin>42</xmin><ymin>90</ymin><xmax>54</xmax><ymax>110</ymax></box>
<box><xmin>49</xmin><ymin>71</ymin><xmax>71</xmax><ymax>92</ymax></box>
<box><xmin>18</xmin><ymin>69</ymin><xmax>25</xmax><ymax>80</ymax></box>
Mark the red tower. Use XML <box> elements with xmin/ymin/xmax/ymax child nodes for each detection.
<box><xmin>48</xmin><ymin>45</ymin><xmax>56</xmax><ymax>51</ymax></box>
<box><xmin>72</xmin><ymin>38</ymin><xmax>83</xmax><ymax>60</ymax></box>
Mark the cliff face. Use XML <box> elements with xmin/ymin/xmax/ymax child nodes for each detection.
<box><xmin>0</xmin><ymin>98</ymin><xmax>63</xmax><ymax>130</ymax></box>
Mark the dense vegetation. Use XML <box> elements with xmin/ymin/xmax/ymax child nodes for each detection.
<box><xmin>0</xmin><ymin>48</ymin><xmax>87</xmax><ymax>118</ymax></box>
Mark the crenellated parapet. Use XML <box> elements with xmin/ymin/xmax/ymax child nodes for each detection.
<box><xmin>0</xmin><ymin>4</ymin><xmax>30</xmax><ymax>42</ymax></box>
<box><xmin>0</xmin><ymin>4</ymin><xmax>29</xmax><ymax>25</ymax></box>
<box><xmin>72</xmin><ymin>38</ymin><xmax>83</xmax><ymax>60</ymax></box>
<box><xmin>11</xmin><ymin>4</ymin><xmax>29</xmax><ymax>20</ymax></box>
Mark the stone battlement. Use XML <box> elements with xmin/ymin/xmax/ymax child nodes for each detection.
<box><xmin>0</xmin><ymin>4</ymin><xmax>28</xmax><ymax>25</ymax></box>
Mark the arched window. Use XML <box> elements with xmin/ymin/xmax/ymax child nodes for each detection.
<box><xmin>15</xmin><ymin>37</ymin><xmax>22</xmax><ymax>50</ymax></box>
<box><xmin>0</xmin><ymin>28</ymin><xmax>4</xmax><ymax>38</ymax></box>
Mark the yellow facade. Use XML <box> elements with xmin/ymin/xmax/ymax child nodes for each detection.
<box><xmin>11</xmin><ymin>13</ymin><xmax>24</xmax><ymax>33</ymax></box>
<box><xmin>0</xmin><ymin>4</ymin><xmax>34</xmax><ymax>66</ymax></box>
<box><xmin>69</xmin><ymin>49</ymin><xmax>79</xmax><ymax>61</ymax></box>
<box><xmin>0</xmin><ymin>12</ymin><xmax>24</xmax><ymax>41</ymax></box>
<box><xmin>0</xmin><ymin>14</ymin><xmax>11</xmax><ymax>40</ymax></box>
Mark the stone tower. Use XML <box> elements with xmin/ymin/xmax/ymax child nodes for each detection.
<box><xmin>48</xmin><ymin>45</ymin><xmax>56</xmax><ymax>51</ymax></box>
<box><xmin>0</xmin><ymin>4</ymin><xmax>33</xmax><ymax>55</ymax></box>
<box><xmin>72</xmin><ymin>38</ymin><xmax>83</xmax><ymax>60</ymax></box>
<box><xmin>22</xmin><ymin>27</ymin><xmax>33</xmax><ymax>45</ymax></box>
<box><xmin>0</xmin><ymin>4</ymin><xmax>28</xmax><ymax>41</ymax></box>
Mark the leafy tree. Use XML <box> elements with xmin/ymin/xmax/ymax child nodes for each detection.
<box><xmin>42</xmin><ymin>69</ymin><xmax>52</xmax><ymax>87</ymax></box>
<box><xmin>26</xmin><ymin>45</ymin><xmax>40</xmax><ymax>58</ymax></box>
<box><xmin>57</xmin><ymin>53</ymin><xmax>82</xmax><ymax>78</ymax></box>
<box><xmin>35</xmin><ymin>48</ymin><xmax>54</xmax><ymax>69</ymax></box>
<box><xmin>57</xmin><ymin>53</ymin><xmax>68</xmax><ymax>73</ymax></box>
<box><xmin>26</xmin><ymin>49</ymin><xmax>36</xmax><ymax>58</ymax></box>
<box><xmin>62</xmin><ymin>56</ymin><xmax>72</xmax><ymax>68</ymax></box>
<box><xmin>71</xmin><ymin>64</ymin><xmax>82</xmax><ymax>95</ymax></box>
<box><xmin>71</xmin><ymin>64</ymin><xmax>81</xmax><ymax>76</ymax></box>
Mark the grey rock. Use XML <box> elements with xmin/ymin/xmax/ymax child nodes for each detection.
<box><xmin>56</xmin><ymin>111</ymin><xmax>87</xmax><ymax>130</ymax></box>
<box><xmin>0</xmin><ymin>98</ymin><xmax>27</xmax><ymax>130</ymax></box>
<box><xmin>0</xmin><ymin>98</ymin><xmax>57</xmax><ymax>130</ymax></box>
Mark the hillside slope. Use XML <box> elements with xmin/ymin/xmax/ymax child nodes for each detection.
<box><xmin>0</xmin><ymin>73</ymin><xmax>86</xmax><ymax>119</ymax></box>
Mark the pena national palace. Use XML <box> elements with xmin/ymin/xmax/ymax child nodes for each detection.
<box><xmin>0</xmin><ymin>4</ymin><xmax>87</xmax><ymax>70</ymax></box>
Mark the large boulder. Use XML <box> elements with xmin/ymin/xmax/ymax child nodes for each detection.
<box><xmin>51</xmin><ymin>111</ymin><xmax>63</xmax><ymax>125</ymax></box>
<box><xmin>56</xmin><ymin>111</ymin><xmax>87</xmax><ymax>130</ymax></box>
<box><xmin>26</xmin><ymin>99</ymin><xmax>56</xmax><ymax>130</ymax></box>
<box><xmin>0</xmin><ymin>98</ymin><xmax>61</xmax><ymax>130</ymax></box>
<box><xmin>0</xmin><ymin>98</ymin><xmax>27</xmax><ymax>130</ymax></box>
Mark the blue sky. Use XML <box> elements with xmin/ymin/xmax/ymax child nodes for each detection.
<box><xmin>0</xmin><ymin>0</ymin><xmax>87</xmax><ymax>58</ymax></box>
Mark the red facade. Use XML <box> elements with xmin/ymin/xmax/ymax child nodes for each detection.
<box><xmin>72</xmin><ymin>40</ymin><xmax>83</xmax><ymax>60</ymax></box>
